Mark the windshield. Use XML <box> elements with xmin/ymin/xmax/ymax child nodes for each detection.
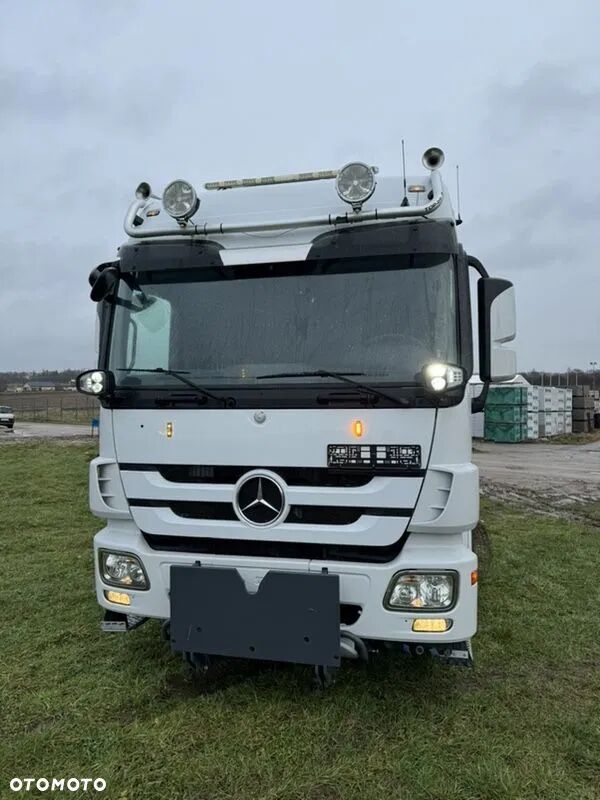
<box><xmin>109</xmin><ymin>254</ymin><xmax>459</xmax><ymax>388</ymax></box>
<box><xmin>0</xmin><ymin>406</ymin><xmax>13</xmax><ymax>413</ymax></box>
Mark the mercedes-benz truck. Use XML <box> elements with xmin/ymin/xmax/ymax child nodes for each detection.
<box><xmin>78</xmin><ymin>147</ymin><xmax>516</xmax><ymax>682</ymax></box>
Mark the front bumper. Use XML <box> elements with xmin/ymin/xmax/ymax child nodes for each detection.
<box><xmin>94</xmin><ymin>521</ymin><xmax>477</xmax><ymax>644</ymax></box>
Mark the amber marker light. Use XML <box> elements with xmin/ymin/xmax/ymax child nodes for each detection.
<box><xmin>166</xmin><ymin>422</ymin><xmax>173</xmax><ymax>438</ymax></box>
<box><xmin>105</xmin><ymin>590</ymin><xmax>131</xmax><ymax>606</ymax></box>
<box><xmin>471</xmin><ymin>570</ymin><xmax>479</xmax><ymax>585</ymax></box>
<box><xmin>412</xmin><ymin>618</ymin><xmax>451</xmax><ymax>633</ymax></box>
<box><xmin>352</xmin><ymin>419</ymin><xmax>364</xmax><ymax>438</ymax></box>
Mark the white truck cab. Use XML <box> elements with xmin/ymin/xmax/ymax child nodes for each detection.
<box><xmin>78</xmin><ymin>149</ymin><xmax>516</xmax><ymax>681</ymax></box>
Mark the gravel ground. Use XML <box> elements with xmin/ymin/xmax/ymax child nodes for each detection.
<box><xmin>474</xmin><ymin>440</ymin><xmax>600</xmax><ymax>523</ymax></box>
<box><xmin>0</xmin><ymin>421</ymin><xmax>92</xmax><ymax>441</ymax></box>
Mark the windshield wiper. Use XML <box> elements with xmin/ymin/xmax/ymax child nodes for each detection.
<box><xmin>117</xmin><ymin>368</ymin><xmax>222</xmax><ymax>403</ymax></box>
<box><xmin>256</xmin><ymin>369</ymin><xmax>409</xmax><ymax>407</ymax></box>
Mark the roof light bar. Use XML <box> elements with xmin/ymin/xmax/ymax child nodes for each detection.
<box><xmin>204</xmin><ymin>169</ymin><xmax>339</xmax><ymax>191</ymax></box>
<box><xmin>125</xmin><ymin>147</ymin><xmax>445</xmax><ymax>239</ymax></box>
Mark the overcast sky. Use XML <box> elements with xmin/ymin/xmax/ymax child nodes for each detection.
<box><xmin>1</xmin><ymin>0</ymin><xmax>598</xmax><ymax>372</ymax></box>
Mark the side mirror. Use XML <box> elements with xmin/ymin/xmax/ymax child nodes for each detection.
<box><xmin>89</xmin><ymin>262</ymin><xmax>120</xmax><ymax>302</ymax></box>
<box><xmin>478</xmin><ymin>277</ymin><xmax>516</xmax><ymax>382</ymax></box>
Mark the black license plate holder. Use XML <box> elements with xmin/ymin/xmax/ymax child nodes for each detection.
<box><xmin>170</xmin><ymin>566</ymin><xmax>340</xmax><ymax>667</ymax></box>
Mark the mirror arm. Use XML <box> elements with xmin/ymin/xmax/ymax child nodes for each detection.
<box><xmin>468</xmin><ymin>255</ymin><xmax>490</xmax><ymax>412</ymax></box>
<box><xmin>467</xmin><ymin>254</ymin><xmax>489</xmax><ymax>279</ymax></box>
<box><xmin>471</xmin><ymin>382</ymin><xmax>488</xmax><ymax>414</ymax></box>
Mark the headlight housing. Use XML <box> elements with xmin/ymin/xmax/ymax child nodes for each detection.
<box><xmin>99</xmin><ymin>551</ymin><xmax>149</xmax><ymax>590</ymax></box>
<box><xmin>421</xmin><ymin>363</ymin><xmax>464</xmax><ymax>393</ymax></box>
<box><xmin>385</xmin><ymin>571</ymin><xmax>457</xmax><ymax>611</ymax></box>
<box><xmin>163</xmin><ymin>179</ymin><xmax>199</xmax><ymax>220</ymax></box>
<box><xmin>77</xmin><ymin>370</ymin><xmax>111</xmax><ymax>396</ymax></box>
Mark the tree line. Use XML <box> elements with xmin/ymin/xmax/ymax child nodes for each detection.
<box><xmin>0</xmin><ymin>369</ymin><xmax>83</xmax><ymax>393</ymax></box>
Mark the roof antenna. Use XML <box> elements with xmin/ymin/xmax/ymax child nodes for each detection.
<box><xmin>401</xmin><ymin>140</ymin><xmax>409</xmax><ymax>207</ymax></box>
<box><xmin>455</xmin><ymin>164</ymin><xmax>463</xmax><ymax>225</ymax></box>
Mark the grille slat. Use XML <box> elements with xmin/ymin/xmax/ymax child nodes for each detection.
<box><xmin>129</xmin><ymin>499</ymin><xmax>411</xmax><ymax>526</ymax></box>
<box><xmin>120</xmin><ymin>463</ymin><xmax>425</xmax><ymax>486</ymax></box>
<box><xmin>142</xmin><ymin>532</ymin><xmax>408</xmax><ymax>563</ymax></box>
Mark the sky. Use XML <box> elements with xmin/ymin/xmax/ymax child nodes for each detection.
<box><xmin>1</xmin><ymin>0</ymin><xmax>599</xmax><ymax>373</ymax></box>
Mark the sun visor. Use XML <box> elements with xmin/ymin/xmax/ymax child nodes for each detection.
<box><xmin>220</xmin><ymin>244</ymin><xmax>311</xmax><ymax>266</ymax></box>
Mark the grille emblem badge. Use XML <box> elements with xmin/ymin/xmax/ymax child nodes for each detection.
<box><xmin>234</xmin><ymin>473</ymin><xmax>286</xmax><ymax>527</ymax></box>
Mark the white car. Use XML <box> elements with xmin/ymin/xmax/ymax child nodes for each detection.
<box><xmin>0</xmin><ymin>405</ymin><xmax>15</xmax><ymax>430</ymax></box>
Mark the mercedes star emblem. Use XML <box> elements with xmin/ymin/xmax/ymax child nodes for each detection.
<box><xmin>234</xmin><ymin>473</ymin><xmax>286</xmax><ymax>527</ymax></box>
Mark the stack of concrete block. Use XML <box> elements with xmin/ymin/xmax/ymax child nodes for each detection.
<box><xmin>572</xmin><ymin>387</ymin><xmax>595</xmax><ymax>433</ymax></box>
<box><xmin>526</xmin><ymin>387</ymin><xmax>539</xmax><ymax>439</ymax></box>
<box><xmin>484</xmin><ymin>386</ymin><xmax>529</xmax><ymax>442</ymax></box>
<box><xmin>537</xmin><ymin>387</ymin><xmax>573</xmax><ymax>436</ymax></box>
<box><xmin>565</xmin><ymin>388</ymin><xmax>573</xmax><ymax>434</ymax></box>
<box><xmin>591</xmin><ymin>389</ymin><xmax>600</xmax><ymax>428</ymax></box>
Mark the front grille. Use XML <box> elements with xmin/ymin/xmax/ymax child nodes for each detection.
<box><xmin>130</xmin><ymin>500</ymin><xmax>411</xmax><ymax>526</ymax></box>
<box><xmin>162</xmin><ymin>501</ymin><xmax>237</xmax><ymax>521</ymax></box>
<box><xmin>120</xmin><ymin>463</ymin><xmax>425</xmax><ymax>485</ymax></box>
<box><xmin>142</xmin><ymin>532</ymin><xmax>409</xmax><ymax>563</ymax></box>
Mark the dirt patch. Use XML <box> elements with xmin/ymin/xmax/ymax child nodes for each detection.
<box><xmin>475</xmin><ymin>440</ymin><xmax>600</xmax><ymax>525</ymax></box>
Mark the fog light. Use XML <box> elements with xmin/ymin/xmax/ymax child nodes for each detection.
<box><xmin>412</xmin><ymin>618</ymin><xmax>451</xmax><ymax>633</ymax></box>
<box><xmin>100</xmin><ymin>551</ymin><xmax>148</xmax><ymax>589</ymax></box>
<box><xmin>105</xmin><ymin>590</ymin><xmax>131</xmax><ymax>606</ymax></box>
<box><xmin>385</xmin><ymin>571</ymin><xmax>456</xmax><ymax>611</ymax></box>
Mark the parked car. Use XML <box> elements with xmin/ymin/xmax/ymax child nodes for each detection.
<box><xmin>0</xmin><ymin>406</ymin><xmax>15</xmax><ymax>430</ymax></box>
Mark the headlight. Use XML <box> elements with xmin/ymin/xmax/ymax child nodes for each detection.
<box><xmin>163</xmin><ymin>179</ymin><xmax>199</xmax><ymax>220</ymax></box>
<box><xmin>77</xmin><ymin>370</ymin><xmax>109</xmax><ymax>396</ymax></box>
<box><xmin>336</xmin><ymin>162</ymin><xmax>376</xmax><ymax>207</ymax></box>
<box><xmin>100</xmin><ymin>551</ymin><xmax>148</xmax><ymax>589</ymax></box>
<box><xmin>385</xmin><ymin>571</ymin><xmax>457</xmax><ymax>611</ymax></box>
<box><xmin>421</xmin><ymin>363</ymin><xmax>464</xmax><ymax>393</ymax></box>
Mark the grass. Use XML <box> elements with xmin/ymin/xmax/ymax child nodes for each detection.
<box><xmin>1</xmin><ymin>443</ymin><xmax>599</xmax><ymax>800</ymax></box>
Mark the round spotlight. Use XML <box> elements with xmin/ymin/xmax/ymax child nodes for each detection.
<box><xmin>135</xmin><ymin>181</ymin><xmax>152</xmax><ymax>200</ymax></box>
<box><xmin>163</xmin><ymin>180</ymin><xmax>199</xmax><ymax>220</ymax></box>
<box><xmin>422</xmin><ymin>147</ymin><xmax>445</xmax><ymax>171</ymax></box>
<box><xmin>336</xmin><ymin>162</ymin><xmax>376</xmax><ymax>207</ymax></box>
